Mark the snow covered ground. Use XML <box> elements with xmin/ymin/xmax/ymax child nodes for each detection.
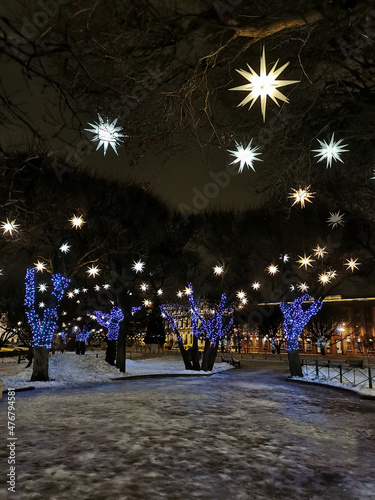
<box><xmin>0</xmin><ymin>352</ymin><xmax>233</xmax><ymax>391</ymax></box>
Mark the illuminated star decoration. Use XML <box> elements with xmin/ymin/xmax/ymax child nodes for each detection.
<box><xmin>157</xmin><ymin>289</ymin><xmax>163</xmax><ymax>296</ymax></box>
<box><xmin>85</xmin><ymin>115</ymin><xmax>125</xmax><ymax>156</ymax></box>
<box><xmin>34</xmin><ymin>261</ymin><xmax>46</xmax><ymax>272</ymax></box>
<box><xmin>86</xmin><ymin>265</ymin><xmax>100</xmax><ymax>277</ymax></box>
<box><xmin>59</xmin><ymin>243</ymin><xmax>71</xmax><ymax>253</ymax></box>
<box><xmin>312</xmin><ymin>133</ymin><xmax>349</xmax><ymax>168</ymax></box>
<box><xmin>371</xmin><ymin>169</ymin><xmax>375</xmax><ymax>180</ymax></box>
<box><xmin>38</xmin><ymin>283</ymin><xmax>48</xmax><ymax>293</ymax></box>
<box><xmin>103</xmin><ymin>284</ymin><xmax>110</xmax><ymax>290</ymax></box>
<box><xmin>297</xmin><ymin>254</ymin><xmax>314</xmax><ymax>270</ymax></box>
<box><xmin>252</xmin><ymin>281</ymin><xmax>261</xmax><ymax>290</ymax></box>
<box><xmin>236</xmin><ymin>290</ymin><xmax>246</xmax><ymax>300</ymax></box>
<box><xmin>328</xmin><ymin>270</ymin><xmax>337</xmax><ymax>280</ymax></box>
<box><xmin>38</xmin><ymin>302</ymin><xmax>45</xmax><ymax>309</ymax></box>
<box><xmin>267</xmin><ymin>264</ymin><xmax>279</xmax><ymax>275</ymax></box>
<box><xmin>313</xmin><ymin>245</ymin><xmax>327</xmax><ymax>259</ymax></box>
<box><xmin>280</xmin><ymin>254</ymin><xmax>289</xmax><ymax>263</ymax></box>
<box><xmin>230</xmin><ymin>46</ymin><xmax>299</xmax><ymax>121</ymax></box>
<box><xmin>1</xmin><ymin>219</ymin><xmax>19</xmax><ymax>236</ymax></box>
<box><xmin>228</xmin><ymin>140</ymin><xmax>262</xmax><ymax>173</ymax></box>
<box><xmin>184</xmin><ymin>286</ymin><xmax>192</xmax><ymax>296</ymax></box>
<box><xmin>213</xmin><ymin>265</ymin><xmax>224</xmax><ymax>276</ymax></box>
<box><xmin>297</xmin><ymin>282</ymin><xmax>309</xmax><ymax>293</ymax></box>
<box><xmin>94</xmin><ymin>285</ymin><xmax>101</xmax><ymax>292</ymax></box>
<box><xmin>327</xmin><ymin>211</ymin><xmax>345</xmax><ymax>229</ymax></box>
<box><xmin>177</xmin><ymin>291</ymin><xmax>183</xmax><ymax>298</ymax></box>
<box><xmin>67</xmin><ymin>291</ymin><xmax>75</xmax><ymax>299</ymax></box>
<box><xmin>140</xmin><ymin>283</ymin><xmax>148</xmax><ymax>292</ymax></box>
<box><xmin>345</xmin><ymin>258</ymin><xmax>360</xmax><ymax>272</ymax></box>
<box><xmin>70</xmin><ymin>215</ymin><xmax>85</xmax><ymax>229</ymax></box>
<box><xmin>0</xmin><ymin>269</ymin><xmax>2</xmax><ymax>276</ymax></box>
<box><xmin>143</xmin><ymin>299</ymin><xmax>152</xmax><ymax>307</ymax></box>
<box><xmin>132</xmin><ymin>260</ymin><xmax>145</xmax><ymax>273</ymax></box>
<box><xmin>289</xmin><ymin>186</ymin><xmax>314</xmax><ymax>208</ymax></box>
<box><xmin>318</xmin><ymin>273</ymin><xmax>331</xmax><ymax>285</ymax></box>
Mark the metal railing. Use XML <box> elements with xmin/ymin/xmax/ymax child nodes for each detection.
<box><xmin>301</xmin><ymin>359</ymin><xmax>373</xmax><ymax>389</ymax></box>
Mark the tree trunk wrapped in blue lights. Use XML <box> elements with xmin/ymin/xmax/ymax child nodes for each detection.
<box><xmin>161</xmin><ymin>284</ymin><xmax>234</xmax><ymax>371</ymax></box>
<box><xmin>280</xmin><ymin>294</ymin><xmax>322</xmax><ymax>377</ymax></box>
<box><xmin>24</xmin><ymin>268</ymin><xmax>71</xmax><ymax>381</ymax></box>
<box><xmin>93</xmin><ymin>307</ymin><xmax>124</xmax><ymax>365</ymax></box>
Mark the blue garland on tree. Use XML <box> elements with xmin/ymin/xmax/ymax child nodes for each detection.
<box><xmin>93</xmin><ymin>306</ymin><xmax>124</xmax><ymax>341</ymax></box>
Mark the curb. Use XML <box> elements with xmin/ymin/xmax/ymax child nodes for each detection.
<box><xmin>287</xmin><ymin>377</ymin><xmax>375</xmax><ymax>400</ymax></box>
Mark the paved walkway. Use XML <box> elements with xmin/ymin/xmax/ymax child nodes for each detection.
<box><xmin>1</xmin><ymin>360</ymin><xmax>374</xmax><ymax>499</ymax></box>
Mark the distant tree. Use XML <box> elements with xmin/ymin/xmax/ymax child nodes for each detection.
<box><xmin>256</xmin><ymin>307</ymin><xmax>284</xmax><ymax>354</ymax></box>
<box><xmin>144</xmin><ymin>305</ymin><xmax>165</xmax><ymax>347</ymax></box>
<box><xmin>304</xmin><ymin>306</ymin><xmax>348</xmax><ymax>355</ymax></box>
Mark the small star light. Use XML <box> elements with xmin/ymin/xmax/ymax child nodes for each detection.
<box><xmin>371</xmin><ymin>169</ymin><xmax>375</xmax><ymax>180</ymax></box>
<box><xmin>94</xmin><ymin>285</ymin><xmax>101</xmax><ymax>291</ymax></box>
<box><xmin>297</xmin><ymin>282</ymin><xmax>309</xmax><ymax>292</ymax></box>
<box><xmin>70</xmin><ymin>215</ymin><xmax>85</xmax><ymax>229</ymax></box>
<box><xmin>252</xmin><ymin>281</ymin><xmax>261</xmax><ymax>290</ymax></box>
<box><xmin>73</xmin><ymin>288</ymin><xmax>80</xmax><ymax>295</ymax></box>
<box><xmin>59</xmin><ymin>243</ymin><xmax>71</xmax><ymax>253</ymax></box>
<box><xmin>143</xmin><ymin>299</ymin><xmax>152</xmax><ymax>307</ymax></box>
<box><xmin>228</xmin><ymin>140</ymin><xmax>262</xmax><ymax>173</ymax></box>
<box><xmin>39</xmin><ymin>302</ymin><xmax>45</xmax><ymax>309</ymax></box>
<box><xmin>177</xmin><ymin>291</ymin><xmax>183</xmax><ymax>298</ymax></box>
<box><xmin>76</xmin><ymin>317</ymin><xmax>82</xmax><ymax>322</ymax></box>
<box><xmin>86</xmin><ymin>265</ymin><xmax>100</xmax><ymax>277</ymax></box>
<box><xmin>38</xmin><ymin>283</ymin><xmax>48</xmax><ymax>293</ymax></box>
<box><xmin>230</xmin><ymin>46</ymin><xmax>299</xmax><ymax>121</ymax></box>
<box><xmin>132</xmin><ymin>260</ymin><xmax>145</xmax><ymax>273</ymax></box>
<box><xmin>34</xmin><ymin>261</ymin><xmax>46</xmax><ymax>272</ymax></box>
<box><xmin>67</xmin><ymin>291</ymin><xmax>75</xmax><ymax>299</ymax></box>
<box><xmin>318</xmin><ymin>273</ymin><xmax>331</xmax><ymax>285</ymax></box>
<box><xmin>213</xmin><ymin>265</ymin><xmax>224</xmax><ymax>276</ymax></box>
<box><xmin>297</xmin><ymin>254</ymin><xmax>314</xmax><ymax>270</ymax></box>
<box><xmin>236</xmin><ymin>290</ymin><xmax>246</xmax><ymax>300</ymax></box>
<box><xmin>140</xmin><ymin>282</ymin><xmax>148</xmax><ymax>292</ymax></box>
<box><xmin>103</xmin><ymin>284</ymin><xmax>110</xmax><ymax>290</ymax></box>
<box><xmin>184</xmin><ymin>286</ymin><xmax>192</xmax><ymax>296</ymax></box>
<box><xmin>289</xmin><ymin>186</ymin><xmax>314</xmax><ymax>208</ymax></box>
<box><xmin>267</xmin><ymin>264</ymin><xmax>279</xmax><ymax>275</ymax></box>
<box><xmin>280</xmin><ymin>254</ymin><xmax>289</xmax><ymax>263</ymax></box>
<box><xmin>82</xmin><ymin>288</ymin><xmax>88</xmax><ymax>293</ymax></box>
<box><xmin>312</xmin><ymin>133</ymin><xmax>349</xmax><ymax>168</ymax></box>
<box><xmin>328</xmin><ymin>269</ymin><xmax>337</xmax><ymax>280</ymax></box>
<box><xmin>327</xmin><ymin>211</ymin><xmax>345</xmax><ymax>229</ymax></box>
<box><xmin>1</xmin><ymin>219</ymin><xmax>19</xmax><ymax>236</ymax></box>
<box><xmin>313</xmin><ymin>245</ymin><xmax>327</xmax><ymax>259</ymax></box>
<box><xmin>241</xmin><ymin>297</ymin><xmax>248</xmax><ymax>305</ymax></box>
<box><xmin>0</xmin><ymin>269</ymin><xmax>3</xmax><ymax>276</ymax></box>
<box><xmin>345</xmin><ymin>258</ymin><xmax>360</xmax><ymax>272</ymax></box>
<box><xmin>289</xmin><ymin>284</ymin><xmax>295</xmax><ymax>291</ymax></box>
<box><xmin>85</xmin><ymin>115</ymin><xmax>125</xmax><ymax>156</ymax></box>
<box><xmin>157</xmin><ymin>289</ymin><xmax>163</xmax><ymax>296</ymax></box>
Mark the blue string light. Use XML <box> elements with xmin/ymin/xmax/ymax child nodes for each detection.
<box><xmin>75</xmin><ymin>325</ymin><xmax>93</xmax><ymax>343</ymax></box>
<box><xmin>93</xmin><ymin>306</ymin><xmax>124</xmax><ymax>341</ymax></box>
<box><xmin>24</xmin><ymin>268</ymin><xmax>71</xmax><ymax>349</ymax></box>
<box><xmin>280</xmin><ymin>294</ymin><xmax>322</xmax><ymax>351</ymax></box>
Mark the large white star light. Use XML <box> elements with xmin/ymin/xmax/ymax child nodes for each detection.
<box><xmin>230</xmin><ymin>47</ymin><xmax>299</xmax><ymax>121</ymax></box>
<box><xmin>228</xmin><ymin>140</ymin><xmax>262</xmax><ymax>173</ymax></box>
<box><xmin>132</xmin><ymin>260</ymin><xmax>145</xmax><ymax>273</ymax></box>
<box><xmin>1</xmin><ymin>219</ymin><xmax>19</xmax><ymax>236</ymax></box>
<box><xmin>85</xmin><ymin>115</ymin><xmax>125</xmax><ymax>156</ymax></box>
<box><xmin>312</xmin><ymin>133</ymin><xmax>348</xmax><ymax>168</ymax></box>
<box><xmin>289</xmin><ymin>186</ymin><xmax>314</xmax><ymax>208</ymax></box>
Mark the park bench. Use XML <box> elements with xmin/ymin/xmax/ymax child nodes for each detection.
<box><xmin>221</xmin><ymin>355</ymin><xmax>240</xmax><ymax>368</ymax></box>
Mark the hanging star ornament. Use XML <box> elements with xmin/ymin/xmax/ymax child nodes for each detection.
<box><xmin>267</xmin><ymin>264</ymin><xmax>279</xmax><ymax>275</ymax></box>
<box><xmin>85</xmin><ymin>115</ymin><xmax>125</xmax><ymax>156</ymax></box>
<box><xmin>213</xmin><ymin>265</ymin><xmax>224</xmax><ymax>276</ymax></box>
<box><xmin>132</xmin><ymin>260</ymin><xmax>145</xmax><ymax>273</ymax></box>
<box><xmin>345</xmin><ymin>258</ymin><xmax>360</xmax><ymax>272</ymax></box>
<box><xmin>230</xmin><ymin>46</ymin><xmax>299</xmax><ymax>121</ymax></box>
<box><xmin>251</xmin><ymin>281</ymin><xmax>261</xmax><ymax>290</ymax></box>
<box><xmin>69</xmin><ymin>215</ymin><xmax>85</xmax><ymax>229</ymax></box>
<box><xmin>313</xmin><ymin>245</ymin><xmax>327</xmax><ymax>259</ymax></box>
<box><xmin>297</xmin><ymin>282</ymin><xmax>309</xmax><ymax>293</ymax></box>
<box><xmin>228</xmin><ymin>140</ymin><xmax>262</xmax><ymax>173</ymax></box>
<box><xmin>327</xmin><ymin>211</ymin><xmax>345</xmax><ymax>229</ymax></box>
<box><xmin>86</xmin><ymin>265</ymin><xmax>100</xmax><ymax>277</ymax></box>
<box><xmin>297</xmin><ymin>254</ymin><xmax>315</xmax><ymax>270</ymax></box>
<box><xmin>1</xmin><ymin>218</ymin><xmax>19</xmax><ymax>236</ymax></box>
<box><xmin>59</xmin><ymin>243</ymin><xmax>71</xmax><ymax>253</ymax></box>
<box><xmin>289</xmin><ymin>186</ymin><xmax>314</xmax><ymax>208</ymax></box>
<box><xmin>312</xmin><ymin>133</ymin><xmax>348</xmax><ymax>168</ymax></box>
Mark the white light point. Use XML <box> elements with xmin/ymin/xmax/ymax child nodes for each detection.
<box><xmin>140</xmin><ymin>283</ymin><xmax>148</xmax><ymax>292</ymax></box>
<box><xmin>67</xmin><ymin>291</ymin><xmax>75</xmax><ymax>299</ymax></box>
<box><xmin>34</xmin><ymin>261</ymin><xmax>46</xmax><ymax>272</ymax></box>
<box><xmin>297</xmin><ymin>282</ymin><xmax>309</xmax><ymax>292</ymax></box>
<box><xmin>184</xmin><ymin>287</ymin><xmax>192</xmax><ymax>296</ymax></box>
<box><xmin>73</xmin><ymin>288</ymin><xmax>80</xmax><ymax>295</ymax></box>
<box><xmin>241</xmin><ymin>298</ymin><xmax>248</xmax><ymax>305</ymax></box>
<box><xmin>236</xmin><ymin>290</ymin><xmax>246</xmax><ymax>300</ymax></box>
<box><xmin>213</xmin><ymin>265</ymin><xmax>224</xmax><ymax>276</ymax></box>
<box><xmin>85</xmin><ymin>115</ymin><xmax>125</xmax><ymax>156</ymax></box>
<box><xmin>313</xmin><ymin>133</ymin><xmax>349</xmax><ymax>168</ymax></box>
<box><xmin>289</xmin><ymin>186</ymin><xmax>314</xmax><ymax>208</ymax></box>
<box><xmin>289</xmin><ymin>285</ymin><xmax>295</xmax><ymax>291</ymax></box>
<box><xmin>103</xmin><ymin>284</ymin><xmax>110</xmax><ymax>290</ymax></box>
<box><xmin>76</xmin><ymin>317</ymin><xmax>82</xmax><ymax>322</ymax></box>
<box><xmin>345</xmin><ymin>258</ymin><xmax>360</xmax><ymax>272</ymax></box>
<box><xmin>228</xmin><ymin>140</ymin><xmax>262</xmax><ymax>173</ymax></box>
<box><xmin>38</xmin><ymin>283</ymin><xmax>48</xmax><ymax>293</ymax></box>
<box><xmin>230</xmin><ymin>46</ymin><xmax>299</xmax><ymax>121</ymax></box>
<box><xmin>86</xmin><ymin>265</ymin><xmax>100</xmax><ymax>277</ymax></box>
<box><xmin>157</xmin><ymin>289</ymin><xmax>163</xmax><ymax>296</ymax></box>
<box><xmin>280</xmin><ymin>254</ymin><xmax>289</xmax><ymax>263</ymax></box>
<box><xmin>177</xmin><ymin>291</ymin><xmax>183</xmax><ymax>298</ymax></box>
<box><xmin>69</xmin><ymin>215</ymin><xmax>85</xmax><ymax>229</ymax></box>
<box><xmin>82</xmin><ymin>288</ymin><xmax>88</xmax><ymax>293</ymax></box>
<box><xmin>59</xmin><ymin>243</ymin><xmax>71</xmax><ymax>253</ymax></box>
<box><xmin>94</xmin><ymin>285</ymin><xmax>101</xmax><ymax>291</ymax></box>
<box><xmin>267</xmin><ymin>264</ymin><xmax>279</xmax><ymax>275</ymax></box>
<box><xmin>327</xmin><ymin>211</ymin><xmax>345</xmax><ymax>229</ymax></box>
<box><xmin>251</xmin><ymin>281</ymin><xmax>261</xmax><ymax>290</ymax></box>
<box><xmin>1</xmin><ymin>219</ymin><xmax>19</xmax><ymax>236</ymax></box>
<box><xmin>313</xmin><ymin>245</ymin><xmax>327</xmax><ymax>259</ymax></box>
<box><xmin>297</xmin><ymin>254</ymin><xmax>314</xmax><ymax>270</ymax></box>
<box><xmin>143</xmin><ymin>299</ymin><xmax>152</xmax><ymax>307</ymax></box>
<box><xmin>39</xmin><ymin>302</ymin><xmax>45</xmax><ymax>309</ymax></box>
<box><xmin>318</xmin><ymin>273</ymin><xmax>331</xmax><ymax>285</ymax></box>
<box><xmin>132</xmin><ymin>260</ymin><xmax>145</xmax><ymax>273</ymax></box>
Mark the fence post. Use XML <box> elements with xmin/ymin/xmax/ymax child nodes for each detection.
<box><xmin>369</xmin><ymin>366</ymin><xmax>373</xmax><ymax>389</ymax></box>
<box><xmin>315</xmin><ymin>360</ymin><xmax>319</xmax><ymax>377</ymax></box>
<box><xmin>339</xmin><ymin>364</ymin><xmax>342</xmax><ymax>384</ymax></box>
